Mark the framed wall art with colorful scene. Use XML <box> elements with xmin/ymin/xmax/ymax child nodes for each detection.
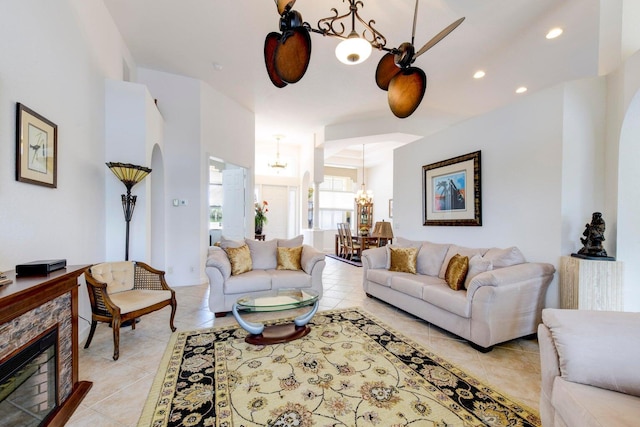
<box><xmin>423</xmin><ymin>150</ymin><xmax>481</xmax><ymax>226</ymax></box>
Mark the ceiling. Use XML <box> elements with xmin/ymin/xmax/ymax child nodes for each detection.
<box><xmin>102</xmin><ymin>0</ymin><xmax>601</xmax><ymax>167</ymax></box>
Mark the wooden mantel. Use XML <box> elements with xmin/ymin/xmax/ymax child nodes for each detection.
<box><xmin>0</xmin><ymin>266</ymin><xmax>92</xmax><ymax>426</ymax></box>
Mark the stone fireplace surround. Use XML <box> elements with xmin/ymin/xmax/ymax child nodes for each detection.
<box><xmin>0</xmin><ymin>266</ymin><xmax>92</xmax><ymax>426</ymax></box>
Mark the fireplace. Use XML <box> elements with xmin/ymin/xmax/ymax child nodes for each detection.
<box><xmin>0</xmin><ymin>266</ymin><xmax>92</xmax><ymax>426</ymax></box>
<box><xmin>0</xmin><ymin>328</ymin><xmax>58</xmax><ymax>426</ymax></box>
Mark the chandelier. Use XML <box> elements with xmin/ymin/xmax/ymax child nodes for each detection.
<box><xmin>355</xmin><ymin>144</ymin><xmax>373</xmax><ymax>205</ymax></box>
<box><xmin>268</xmin><ymin>135</ymin><xmax>287</xmax><ymax>171</ymax></box>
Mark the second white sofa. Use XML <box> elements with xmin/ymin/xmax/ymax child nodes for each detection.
<box><xmin>362</xmin><ymin>238</ymin><xmax>555</xmax><ymax>351</ymax></box>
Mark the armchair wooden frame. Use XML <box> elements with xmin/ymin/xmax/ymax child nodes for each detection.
<box><xmin>84</xmin><ymin>261</ymin><xmax>177</xmax><ymax>360</ymax></box>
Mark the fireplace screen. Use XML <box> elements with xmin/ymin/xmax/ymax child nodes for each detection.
<box><xmin>0</xmin><ymin>329</ymin><xmax>58</xmax><ymax>426</ymax></box>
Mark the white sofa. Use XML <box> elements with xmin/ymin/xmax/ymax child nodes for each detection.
<box><xmin>206</xmin><ymin>236</ymin><xmax>325</xmax><ymax>317</ymax></box>
<box><xmin>538</xmin><ymin>308</ymin><xmax>640</xmax><ymax>427</ymax></box>
<box><xmin>362</xmin><ymin>238</ymin><xmax>555</xmax><ymax>351</ymax></box>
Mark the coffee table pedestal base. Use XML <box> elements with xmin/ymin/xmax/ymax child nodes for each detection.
<box><xmin>245</xmin><ymin>324</ymin><xmax>311</xmax><ymax>345</ymax></box>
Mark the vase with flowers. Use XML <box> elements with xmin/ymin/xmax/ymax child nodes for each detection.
<box><xmin>255</xmin><ymin>200</ymin><xmax>268</xmax><ymax>235</ymax></box>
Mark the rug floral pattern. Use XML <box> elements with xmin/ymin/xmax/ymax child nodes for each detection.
<box><xmin>140</xmin><ymin>308</ymin><xmax>540</xmax><ymax>427</ymax></box>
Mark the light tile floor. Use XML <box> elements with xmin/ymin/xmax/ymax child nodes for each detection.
<box><xmin>67</xmin><ymin>257</ymin><xmax>541</xmax><ymax>426</ymax></box>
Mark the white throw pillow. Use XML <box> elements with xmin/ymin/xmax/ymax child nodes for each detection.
<box><xmin>277</xmin><ymin>234</ymin><xmax>304</xmax><ymax>247</ymax></box>
<box><xmin>464</xmin><ymin>255</ymin><xmax>493</xmax><ymax>289</ymax></box>
<box><xmin>483</xmin><ymin>246</ymin><xmax>526</xmax><ymax>268</ymax></box>
<box><xmin>244</xmin><ymin>238</ymin><xmax>277</xmax><ymax>270</ymax></box>
<box><xmin>438</xmin><ymin>245</ymin><xmax>485</xmax><ymax>279</ymax></box>
<box><xmin>219</xmin><ymin>236</ymin><xmax>244</xmax><ymax>249</ymax></box>
<box><xmin>416</xmin><ymin>242</ymin><xmax>450</xmax><ymax>276</ymax></box>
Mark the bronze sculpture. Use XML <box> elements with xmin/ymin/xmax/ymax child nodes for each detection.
<box><xmin>572</xmin><ymin>212</ymin><xmax>615</xmax><ymax>260</ymax></box>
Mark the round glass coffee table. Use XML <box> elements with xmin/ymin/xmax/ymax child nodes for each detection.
<box><xmin>232</xmin><ymin>289</ymin><xmax>320</xmax><ymax>345</ymax></box>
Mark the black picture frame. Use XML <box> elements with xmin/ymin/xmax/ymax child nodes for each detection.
<box><xmin>422</xmin><ymin>151</ymin><xmax>481</xmax><ymax>226</ymax></box>
<box><xmin>16</xmin><ymin>103</ymin><xmax>57</xmax><ymax>188</ymax></box>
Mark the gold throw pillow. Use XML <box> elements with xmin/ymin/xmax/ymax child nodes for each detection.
<box><xmin>388</xmin><ymin>246</ymin><xmax>418</xmax><ymax>274</ymax></box>
<box><xmin>445</xmin><ymin>254</ymin><xmax>469</xmax><ymax>291</ymax></box>
<box><xmin>224</xmin><ymin>244</ymin><xmax>252</xmax><ymax>275</ymax></box>
<box><xmin>277</xmin><ymin>246</ymin><xmax>303</xmax><ymax>271</ymax></box>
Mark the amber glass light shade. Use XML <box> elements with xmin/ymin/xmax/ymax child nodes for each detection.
<box><xmin>106</xmin><ymin>162</ymin><xmax>152</xmax><ymax>191</ymax></box>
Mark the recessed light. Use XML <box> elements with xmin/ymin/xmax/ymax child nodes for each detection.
<box><xmin>546</xmin><ymin>28</ymin><xmax>563</xmax><ymax>39</ymax></box>
<box><xmin>516</xmin><ymin>86</ymin><xmax>528</xmax><ymax>94</ymax></box>
<box><xmin>212</xmin><ymin>62</ymin><xmax>223</xmax><ymax>71</ymax></box>
<box><xmin>473</xmin><ymin>70</ymin><xmax>486</xmax><ymax>79</ymax></box>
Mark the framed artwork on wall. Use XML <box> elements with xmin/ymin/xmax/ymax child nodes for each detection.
<box><xmin>16</xmin><ymin>103</ymin><xmax>57</xmax><ymax>188</ymax></box>
<box><xmin>423</xmin><ymin>150</ymin><xmax>481</xmax><ymax>226</ymax></box>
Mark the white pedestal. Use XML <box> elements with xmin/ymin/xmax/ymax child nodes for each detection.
<box><xmin>560</xmin><ymin>256</ymin><xmax>623</xmax><ymax>310</ymax></box>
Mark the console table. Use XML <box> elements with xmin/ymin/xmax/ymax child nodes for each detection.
<box><xmin>0</xmin><ymin>266</ymin><xmax>92</xmax><ymax>426</ymax></box>
<box><xmin>560</xmin><ymin>256</ymin><xmax>624</xmax><ymax>310</ymax></box>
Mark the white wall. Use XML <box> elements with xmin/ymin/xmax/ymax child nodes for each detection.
<box><xmin>137</xmin><ymin>69</ymin><xmax>255</xmax><ymax>286</ymax></box>
<box><xmin>393</xmin><ymin>83</ymin><xmax>601</xmax><ymax>309</ymax></box>
<box><xmin>0</xmin><ymin>0</ymin><xmax>134</xmax><ymax>336</ymax></box>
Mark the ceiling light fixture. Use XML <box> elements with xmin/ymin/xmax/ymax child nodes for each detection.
<box><xmin>355</xmin><ymin>144</ymin><xmax>373</xmax><ymax>205</ymax></box>
<box><xmin>546</xmin><ymin>28</ymin><xmax>563</xmax><ymax>39</ymax></box>
<box><xmin>516</xmin><ymin>86</ymin><xmax>528</xmax><ymax>94</ymax></box>
<box><xmin>268</xmin><ymin>135</ymin><xmax>287</xmax><ymax>172</ymax></box>
<box><xmin>317</xmin><ymin>0</ymin><xmax>384</xmax><ymax>65</ymax></box>
<box><xmin>473</xmin><ymin>70</ymin><xmax>486</xmax><ymax>79</ymax></box>
<box><xmin>265</xmin><ymin>0</ymin><xmax>465</xmax><ymax>118</ymax></box>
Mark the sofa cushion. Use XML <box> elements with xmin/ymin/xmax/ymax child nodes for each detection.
<box><xmin>277</xmin><ymin>235</ymin><xmax>304</xmax><ymax>247</ymax></box>
<box><xmin>464</xmin><ymin>255</ymin><xmax>493</xmax><ymax>289</ymax></box>
<box><xmin>270</xmin><ymin>269</ymin><xmax>312</xmax><ymax>289</ymax></box>
<box><xmin>245</xmin><ymin>238</ymin><xmax>277</xmax><ymax>270</ymax></box>
<box><xmin>388</xmin><ymin>246</ymin><xmax>418</xmax><ymax>274</ymax></box>
<box><xmin>390</xmin><ymin>274</ymin><xmax>443</xmax><ymax>299</ymax></box>
<box><xmin>90</xmin><ymin>261</ymin><xmax>135</xmax><ymax>294</ymax></box>
<box><xmin>224</xmin><ymin>270</ymin><xmax>271</xmax><ymax>294</ymax></box>
<box><xmin>277</xmin><ymin>246</ymin><xmax>303</xmax><ymax>271</ymax></box>
<box><xmin>483</xmin><ymin>246</ymin><xmax>526</xmax><ymax>268</ymax></box>
<box><xmin>445</xmin><ymin>254</ymin><xmax>469</xmax><ymax>290</ymax></box>
<box><xmin>551</xmin><ymin>377</ymin><xmax>640</xmax><ymax>427</ymax></box>
<box><xmin>439</xmin><ymin>245</ymin><xmax>486</xmax><ymax>278</ymax></box>
<box><xmin>366</xmin><ymin>269</ymin><xmax>394</xmax><ymax>287</ymax></box>
<box><xmin>416</xmin><ymin>242</ymin><xmax>450</xmax><ymax>276</ymax></box>
<box><xmin>224</xmin><ymin>244</ymin><xmax>252</xmax><ymax>275</ymax></box>
<box><xmin>543</xmin><ymin>309</ymin><xmax>640</xmax><ymax>397</ymax></box>
<box><xmin>422</xmin><ymin>284</ymin><xmax>471</xmax><ymax>318</ymax></box>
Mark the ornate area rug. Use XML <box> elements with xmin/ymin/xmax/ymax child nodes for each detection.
<box><xmin>325</xmin><ymin>253</ymin><xmax>362</xmax><ymax>267</ymax></box>
<box><xmin>138</xmin><ymin>308</ymin><xmax>540</xmax><ymax>427</ymax></box>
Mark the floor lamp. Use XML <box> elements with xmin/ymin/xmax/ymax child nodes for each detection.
<box><xmin>106</xmin><ymin>162</ymin><xmax>152</xmax><ymax>261</ymax></box>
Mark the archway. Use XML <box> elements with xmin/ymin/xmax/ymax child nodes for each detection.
<box><xmin>150</xmin><ymin>144</ymin><xmax>166</xmax><ymax>269</ymax></box>
<box><xmin>617</xmin><ymin>88</ymin><xmax>640</xmax><ymax>310</ymax></box>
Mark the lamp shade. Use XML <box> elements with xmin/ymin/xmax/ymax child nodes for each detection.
<box><xmin>372</xmin><ymin>220</ymin><xmax>393</xmax><ymax>239</ymax></box>
<box><xmin>106</xmin><ymin>162</ymin><xmax>152</xmax><ymax>191</ymax></box>
<box><xmin>335</xmin><ymin>32</ymin><xmax>372</xmax><ymax>65</ymax></box>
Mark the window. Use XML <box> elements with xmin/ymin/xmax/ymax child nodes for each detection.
<box><xmin>318</xmin><ymin>175</ymin><xmax>355</xmax><ymax>229</ymax></box>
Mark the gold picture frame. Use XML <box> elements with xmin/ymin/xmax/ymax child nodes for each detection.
<box><xmin>423</xmin><ymin>151</ymin><xmax>481</xmax><ymax>226</ymax></box>
<box><xmin>16</xmin><ymin>103</ymin><xmax>57</xmax><ymax>188</ymax></box>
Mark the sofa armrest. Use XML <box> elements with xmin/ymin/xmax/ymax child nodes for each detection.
<box><xmin>301</xmin><ymin>245</ymin><xmax>325</xmax><ymax>275</ymax></box>
<box><xmin>362</xmin><ymin>246</ymin><xmax>387</xmax><ymax>270</ymax></box>
<box><xmin>206</xmin><ymin>246</ymin><xmax>231</xmax><ymax>280</ymax></box>
<box><xmin>466</xmin><ymin>262</ymin><xmax>555</xmax><ymax>300</ymax></box>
